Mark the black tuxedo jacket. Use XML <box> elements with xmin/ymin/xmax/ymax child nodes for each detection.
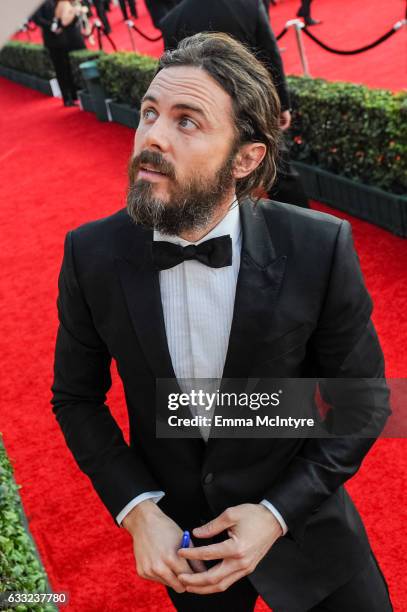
<box><xmin>159</xmin><ymin>0</ymin><xmax>290</xmax><ymax>111</ymax></box>
<box><xmin>51</xmin><ymin>200</ymin><xmax>390</xmax><ymax>611</ymax></box>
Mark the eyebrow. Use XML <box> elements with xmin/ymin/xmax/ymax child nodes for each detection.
<box><xmin>141</xmin><ymin>94</ymin><xmax>209</xmax><ymax>121</ymax></box>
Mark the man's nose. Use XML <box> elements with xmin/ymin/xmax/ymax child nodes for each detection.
<box><xmin>142</xmin><ymin>116</ymin><xmax>170</xmax><ymax>152</ymax></box>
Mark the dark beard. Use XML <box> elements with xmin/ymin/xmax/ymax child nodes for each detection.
<box><xmin>126</xmin><ymin>148</ymin><xmax>237</xmax><ymax>235</ymax></box>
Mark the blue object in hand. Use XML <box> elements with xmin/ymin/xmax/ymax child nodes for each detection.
<box><xmin>181</xmin><ymin>530</ymin><xmax>190</xmax><ymax>548</ymax></box>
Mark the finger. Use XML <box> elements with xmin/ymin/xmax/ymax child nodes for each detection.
<box><xmin>172</xmin><ymin>540</ymin><xmax>206</xmax><ymax>575</ymax></box>
<box><xmin>192</xmin><ymin>508</ymin><xmax>237</xmax><ymax>539</ymax></box>
<box><xmin>186</xmin><ymin>540</ymin><xmax>206</xmax><ymax>573</ymax></box>
<box><xmin>188</xmin><ymin>557</ymin><xmax>207</xmax><ymax>573</ymax></box>
<box><xmin>179</xmin><ymin>559</ymin><xmax>242</xmax><ymax>587</ymax></box>
<box><xmin>150</xmin><ymin>566</ymin><xmax>187</xmax><ymax>594</ymax></box>
<box><xmin>185</xmin><ymin>569</ymin><xmax>248</xmax><ymax>595</ymax></box>
<box><xmin>178</xmin><ymin>539</ymin><xmax>235</xmax><ymax>561</ymax></box>
<box><xmin>169</xmin><ymin>553</ymin><xmax>195</xmax><ymax>577</ymax></box>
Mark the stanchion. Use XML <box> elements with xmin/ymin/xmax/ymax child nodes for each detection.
<box><xmin>275</xmin><ymin>16</ymin><xmax>405</xmax><ymax>76</ymax></box>
<box><xmin>93</xmin><ymin>20</ymin><xmax>117</xmax><ymax>51</ymax></box>
<box><xmin>95</xmin><ymin>21</ymin><xmax>103</xmax><ymax>50</ymax></box>
<box><xmin>286</xmin><ymin>19</ymin><xmax>310</xmax><ymax>76</ymax></box>
<box><xmin>126</xmin><ymin>19</ymin><xmax>137</xmax><ymax>52</ymax></box>
<box><xmin>302</xmin><ymin>19</ymin><xmax>407</xmax><ymax>55</ymax></box>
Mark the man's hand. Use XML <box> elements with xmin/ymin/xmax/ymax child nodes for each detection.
<box><xmin>280</xmin><ymin>110</ymin><xmax>292</xmax><ymax>131</ymax></box>
<box><xmin>177</xmin><ymin>503</ymin><xmax>283</xmax><ymax>594</ymax></box>
<box><xmin>123</xmin><ymin>500</ymin><xmax>206</xmax><ymax>593</ymax></box>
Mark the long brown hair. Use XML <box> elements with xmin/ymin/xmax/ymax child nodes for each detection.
<box><xmin>156</xmin><ymin>32</ymin><xmax>281</xmax><ymax>200</ymax></box>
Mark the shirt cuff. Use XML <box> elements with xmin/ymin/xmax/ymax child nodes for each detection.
<box><xmin>116</xmin><ymin>491</ymin><xmax>165</xmax><ymax>526</ymax></box>
<box><xmin>260</xmin><ymin>499</ymin><xmax>288</xmax><ymax>535</ymax></box>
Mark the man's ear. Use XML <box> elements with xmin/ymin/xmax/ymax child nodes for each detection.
<box><xmin>232</xmin><ymin>143</ymin><xmax>267</xmax><ymax>180</ymax></box>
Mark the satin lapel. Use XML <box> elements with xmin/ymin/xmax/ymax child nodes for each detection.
<box><xmin>221</xmin><ymin>200</ymin><xmax>287</xmax><ymax>380</ymax></box>
<box><xmin>204</xmin><ymin>201</ymin><xmax>287</xmax><ymax>453</ymax></box>
<box><xmin>115</xmin><ymin>223</ymin><xmax>176</xmax><ymax>380</ymax></box>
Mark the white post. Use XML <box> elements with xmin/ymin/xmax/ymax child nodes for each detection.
<box><xmin>286</xmin><ymin>19</ymin><xmax>311</xmax><ymax>77</ymax></box>
<box><xmin>126</xmin><ymin>20</ymin><xmax>136</xmax><ymax>52</ymax></box>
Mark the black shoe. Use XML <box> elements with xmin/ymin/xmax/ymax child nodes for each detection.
<box><xmin>63</xmin><ymin>99</ymin><xmax>77</xmax><ymax>107</ymax></box>
<box><xmin>304</xmin><ymin>17</ymin><xmax>322</xmax><ymax>26</ymax></box>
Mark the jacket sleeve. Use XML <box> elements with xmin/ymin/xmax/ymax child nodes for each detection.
<box><xmin>51</xmin><ymin>231</ymin><xmax>162</xmax><ymax>524</ymax></box>
<box><xmin>263</xmin><ymin>220</ymin><xmax>391</xmax><ymax>544</ymax></box>
<box><xmin>255</xmin><ymin>0</ymin><xmax>290</xmax><ymax>111</ymax></box>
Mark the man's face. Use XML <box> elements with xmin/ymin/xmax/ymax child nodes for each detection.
<box><xmin>127</xmin><ymin>66</ymin><xmax>239</xmax><ymax>235</ymax></box>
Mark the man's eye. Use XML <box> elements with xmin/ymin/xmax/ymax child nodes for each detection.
<box><xmin>179</xmin><ymin>117</ymin><xmax>197</xmax><ymax>129</ymax></box>
<box><xmin>142</xmin><ymin>109</ymin><xmax>157</xmax><ymax>120</ymax></box>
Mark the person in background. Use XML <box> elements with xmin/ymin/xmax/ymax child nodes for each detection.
<box><xmin>32</xmin><ymin>0</ymin><xmax>86</xmax><ymax>107</ymax></box>
<box><xmin>118</xmin><ymin>0</ymin><xmax>138</xmax><ymax>21</ymax></box>
<box><xmin>297</xmin><ymin>0</ymin><xmax>321</xmax><ymax>26</ymax></box>
<box><xmin>72</xmin><ymin>0</ymin><xmax>94</xmax><ymax>42</ymax></box>
<box><xmin>159</xmin><ymin>0</ymin><xmax>309</xmax><ymax>207</ymax></box>
<box><xmin>144</xmin><ymin>0</ymin><xmax>181</xmax><ymax>30</ymax></box>
<box><xmin>92</xmin><ymin>0</ymin><xmax>112</xmax><ymax>33</ymax></box>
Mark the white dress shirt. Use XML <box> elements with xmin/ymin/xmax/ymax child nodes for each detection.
<box><xmin>116</xmin><ymin>200</ymin><xmax>288</xmax><ymax>535</ymax></box>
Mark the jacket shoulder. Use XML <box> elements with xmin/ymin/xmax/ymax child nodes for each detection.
<box><xmin>70</xmin><ymin>208</ymin><xmax>130</xmax><ymax>239</ymax></box>
<box><xmin>65</xmin><ymin>208</ymin><xmax>142</xmax><ymax>268</ymax></box>
<box><xmin>69</xmin><ymin>207</ymin><xmax>133</xmax><ymax>247</ymax></box>
<box><xmin>257</xmin><ymin>199</ymin><xmax>347</xmax><ymax>252</ymax></box>
<box><xmin>259</xmin><ymin>199</ymin><xmax>343</xmax><ymax>229</ymax></box>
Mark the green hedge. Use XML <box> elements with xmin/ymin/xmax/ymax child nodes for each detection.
<box><xmin>0</xmin><ymin>435</ymin><xmax>55</xmax><ymax>611</ymax></box>
<box><xmin>96</xmin><ymin>61</ymin><xmax>406</xmax><ymax>195</ymax></box>
<box><xmin>98</xmin><ymin>51</ymin><xmax>157</xmax><ymax>107</ymax></box>
<box><xmin>0</xmin><ymin>41</ymin><xmax>54</xmax><ymax>80</ymax></box>
<box><xmin>288</xmin><ymin>76</ymin><xmax>407</xmax><ymax>195</ymax></box>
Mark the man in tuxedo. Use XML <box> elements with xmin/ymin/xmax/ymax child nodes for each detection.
<box><xmin>159</xmin><ymin>0</ymin><xmax>309</xmax><ymax>209</ymax></box>
<box><xmin>51</xmin><ymin>33</ymin><xmax>392</xmax><ymax>611</ymax></box>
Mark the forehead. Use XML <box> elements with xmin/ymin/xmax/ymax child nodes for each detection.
<box><xmin>143</xmin><ymin>66</ymin><xmax>234</xmax><ymax>122</ymax></box>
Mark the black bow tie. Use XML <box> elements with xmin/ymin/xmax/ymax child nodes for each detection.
<box><xmin>153</xmin><ymin>235</ymin><xmax>232</xmax><ymax>271</ymax></box>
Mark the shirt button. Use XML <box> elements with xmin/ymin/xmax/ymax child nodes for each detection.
<box><xmin>203</xmin><ymin>472</ymin><xmax>214</xmax><ymax>485</ymax></box>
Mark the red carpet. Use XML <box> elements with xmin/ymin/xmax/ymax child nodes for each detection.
<box><xmin>0</xmin><ymin>74</ymin><xmax>406</xmax><ymax>610</ymax></box>
<box><xmin>13</xmin><ymin>0</ymin><xmax>406</xmax><ymax>91</ymax></box>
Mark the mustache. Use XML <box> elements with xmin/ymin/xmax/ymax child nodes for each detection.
<box><xmin>129</xmin><ymin>150</ymin><xmax>176</xmax><ymax>182</ymax></box>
